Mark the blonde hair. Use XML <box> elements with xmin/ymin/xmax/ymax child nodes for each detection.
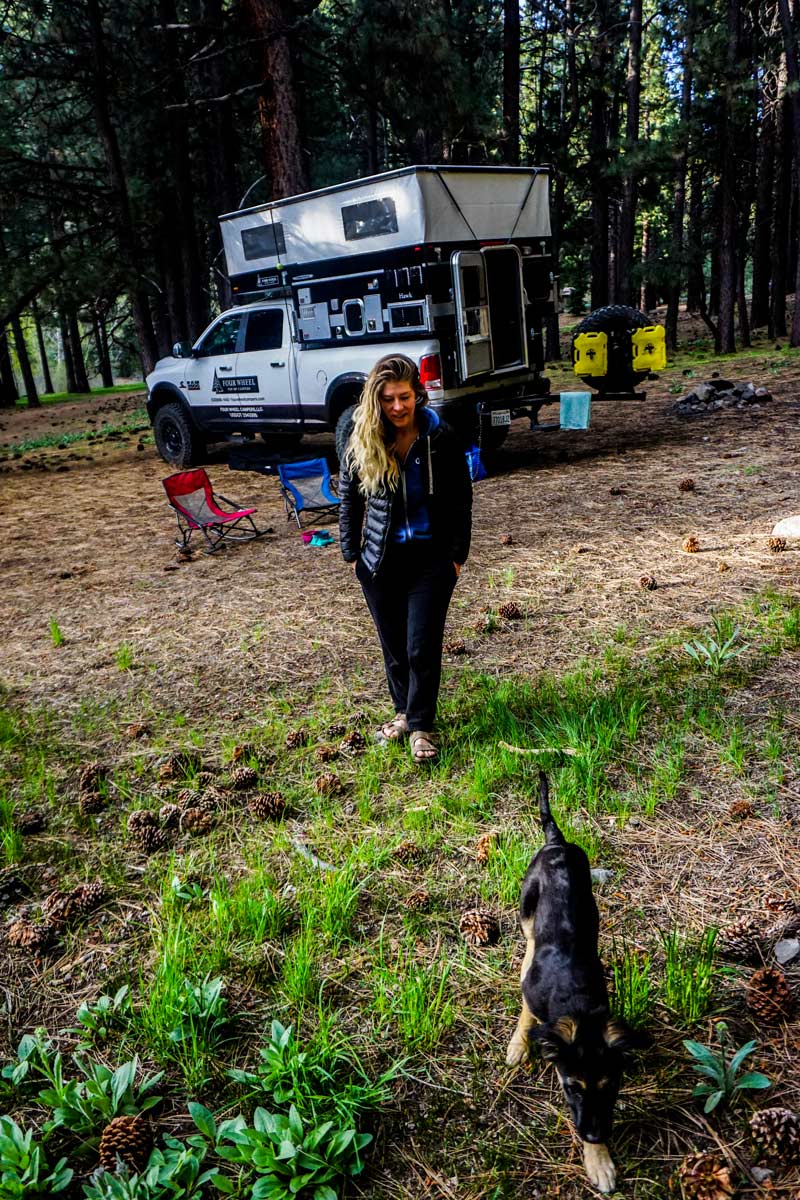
<box><xmin>345</xmin><ymin>354</ymin><xmax>426</xmax><ymax>495</ymax></box>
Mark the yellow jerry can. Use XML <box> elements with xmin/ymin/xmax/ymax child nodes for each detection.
<box><xmin>631</xmin><ymin>325</ymin><xmax>667</xmax><ymax>371</ymax></box>
<box><xmin>573</xmin><ymin>331</ymin><xmax>608</xmax><ymax>377</ymax></box>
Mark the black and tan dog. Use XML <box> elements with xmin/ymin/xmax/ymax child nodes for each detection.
<box><xmin>506</xmin><ymin>773</ymin><xmax>646</xmax><ymax>1193</ymax></box>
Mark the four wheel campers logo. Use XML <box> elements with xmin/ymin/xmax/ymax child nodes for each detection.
<box><xmin>212</xmin><ymin>371</ymin><xmax>259</xmax><ymax>394</ymax></box>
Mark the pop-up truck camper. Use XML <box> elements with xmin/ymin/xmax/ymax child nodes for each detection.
<box><xmin>146</xmin><ymin>166</ymin><xmax>666</xmax><ymax>467</ymax></box>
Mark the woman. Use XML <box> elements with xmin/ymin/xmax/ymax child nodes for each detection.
<box><xmin>339</xmin><ymin>354</ymin><xmax>472</xmax><ymax>763</ymax></box>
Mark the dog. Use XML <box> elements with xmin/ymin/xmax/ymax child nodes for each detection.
<box><xmin>506</xmin><ymin>773</ymin><xmax>646</xmax><ymax>1194</ymax></box>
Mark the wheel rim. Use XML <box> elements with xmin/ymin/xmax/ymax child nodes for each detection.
<box><xmin>161</xmin><ymin>417</ymin><xmax>184</xmax><ymax>458</ymax></box>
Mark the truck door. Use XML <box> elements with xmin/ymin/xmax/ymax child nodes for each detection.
<box><xmin>189</xmin><ymin>313</ymin><xmax>242</xmax><ymax>426</ymax></box>
<box><xmin>237</xmin><ymin>306</ymin><xmax>297</xmax><ymax>425</ymax></box>
<box><xmin>452</xmin><ymin>250</ymin><xmax>492</xmax><ymax>381</ymax></box>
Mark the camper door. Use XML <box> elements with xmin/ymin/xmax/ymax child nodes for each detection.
<box><xmin>452</xmin><ymin>246</ymin><xmax>528</xmax><ymax>383</ymax></box>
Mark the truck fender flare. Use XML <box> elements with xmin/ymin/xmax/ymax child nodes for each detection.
<box><xmin>146</xmin><ymin>383</ymin><xmax>194</xmax><ymax>423</ymax></box>
<box><xmin>325</xmin><ymin>373</ymin><xmax>367</xmax><ymax>422</ymax></box>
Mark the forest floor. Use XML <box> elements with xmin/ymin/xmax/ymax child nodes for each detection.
<box><xmin>1</xmin><ymin>323</ymin><xmax>799</xmax><ymax>1199</ymax></box>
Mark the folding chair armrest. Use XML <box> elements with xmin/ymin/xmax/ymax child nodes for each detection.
<box><xmin>215</xmin><ymin>491</ymin><xmax>244</xmax><ymax>509</ymax></box>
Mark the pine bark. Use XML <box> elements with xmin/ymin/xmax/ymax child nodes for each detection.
<box><xmin>771</xmin><ymin>72</ymin><xmax>790</xmax><ymax>338</ymax></box>
<box><xmin>751</xmin><ymin>75</ymin><xmax>777</xmax><ymax>330</ymax></box>
<box><xmin>31</xmin><ymin>300</ymin><xmax>54</xmax><ymax>394</ymax></box>
<box><xmin>0</xmin><ymin>328</ymin><xmax>19</xmax><ymax>407</ymax></box>
<box><xmin>58</xmin><ymin>310</ymin><xmax>78</xmax><ymax>394</ymax></box>
<box><xmin>589</xmin><ymin>1</ymin><xmax>611</xmax><ymax>309</ymax></box>
<box><xmin>777</xmin><ymin>0</ymin><xmax>800</xmax><ymax>345</ymax></box>
<box><xmin>717</xmin><ymin>0</ymin><xmax>739</xmax><ymax>355</ymax></box>
<box><xmin>616</xmin><ymin>0</ymin><xmax>643</xmax><ymax>305</ymax></box>
<box><xmin>665</xmin><ymin>11</ymin><xmax>693</xmax><ymax>349</ymax></box>
<box><xmin>242</xmin><ymin>0</ymin><xmax>309</xmax><ymax>198</ymax></box>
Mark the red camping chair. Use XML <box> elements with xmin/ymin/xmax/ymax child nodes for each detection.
<box><xmin>163</xmin><ymin>469</ymin><xmax>268</xmax><ymax>553</ymax></box>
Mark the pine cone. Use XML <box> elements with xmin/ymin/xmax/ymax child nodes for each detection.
<box><xmin>133</xmin><ymin>824</ymin><xmax>168</xmax><ymax>855</ymax></box>
<box><xmin>718</xmin><ymin>561</ymin><xmax>729</xmax><ymax>573</ymax></box>
<box><xmin>71</xmin><ymin>881</ymin><xmax>107</xmax><ymax>915</ymax></box>
<box><xmin>98</xmin><ymin>1114</ymin><xmax>153</xmax><ymax>1173</ymax></box>
<box><xmin>158</xmin><ymin>750</ymin><xmax>201</xmax><ymax>782</ymax></box>
<box><xmin>750</xmin><ymin>1107</ymin><xmax>800</xmax><ymax>1167</ymax></box>
<box><xmin>746</xmin><ymin>965</ymin><xmax>794</xmax><ymax>1023</ymax></box>
<box><xmin>475</xmin><ymin>832</ymin><xmax>497</xmax><ymax>864</ymax></box>
<box><xmin>679</xmin><ymin>478</ymin><xmax>696</xmax><ymax>492</ymax></box>
<box><xmin>125</xmin><ymin>722</ymin><xmax>150</xmax><ymax>739</ymax></box>
<box><xmin>41</xmin><ymin>890</ymin><xmax>74</xmax><ymax>924</ymax></box>
<box><xmin>638</xmin><ymin>574</ymin><xmax>657</xmax><ymax>591</ymax></box>
<box><xmin>674</xmin><ymin>1151</ymin><xmax>735</xmax><ymax>1199</ymax></box>
<box><xmin>127</xmin><ymin>809</ymin><xmax>158</xmax><ymax>834</ymax></box>
<box><xmin>314</xmin><ymin>772</ymin><xmax>341</xmax><ymax>796</ymax></box>
<box><xmin>327</xmin><ymin>721</ymin><xmax>347</xmax><ymax>739</ymax></box>
<box><xmin>175</xmin><ymin>787</ymin><xmax>202</xmax><ymax>808</ymax></box>
<box><xmin>229</xmin><ymin>765</ymin><xmax>258</xmax><ymax>790</ymax></box>
<box><xmin>315</xmin><ymin>744</ymin><xmax>339</xmax><ymax>763</ymax></box>
<box><xmin>729</xmin><ymin>798</ymin><xmax>754</xmax><ymax>820</ymax></box>
<box><xmin>250</xmin><ymin>792</ymin><xmax>286</xmax><ymax>821</ymax></box>
<box><xmin>350</xmin><ymin>709</ymin><xmax>369</xmax><ymax>726</ymax></box>
<box><xmin>79</xmin><ymin>791</ymin><xmax>106</xmax><ymax>816</ymax></box>
<box><xmin>182</xmin><ymin>807</ymin><xmax>213</xmax><ymax>835</ymax></box>
<box><xmin>499</xmin><ymin>533</ymin><xmax>513</xmax><ymax>545</ymax></box>
<box><xmin>285</xmin><ymin>728</ymin><xmax>309</xmax><ymax>750</ymax></box>
<box><xmin>444</xmin><ymin>638</ymin><xmax>468</xmax><ymax>655</ymax></box>
<box><xmin>764</xmin><ymin>894</ymin><xmax>799</xmax><ymax>915</ymax></box>
<box><xmin>717</xmin><ymin>916</ymin><xmax>762</xmax><ymax>964</ymax></box>
<box><xmin>682</xmin><ymin>535</ymin><xmax>700</xmax><ymax>553</ymax></box>
<box><xmin>17</xmin><ymin>810</ymin><xmax>47</xmax><ymax>835</ymax></box>
<box><xmin>768</xmin><ymin>536</ymin><xmax>787</xmax><ymax>553</ymax></box>
<box><xmin>199</xmin><ymin>786</ymin><xmax>227</xmax><ymax>812</ymax></box>
<box><xmin>159</xmin><ymin>802</ymin><xmax>181</xmax><ymax>829</ymax></box>
<box><xmin>339</xmin><ymin>730</ymin><xmax>366</xmax><ymax>756</ymax></box>
<box><xmin>404</xmin><ymin>889</ymin><xmax>430</xmax><ymax>911</ymax></box>
<box><xmin>393</xmin><ymin>840</ymin><xmax>423</xmax><ymax>863</ymax></box>
<box><xmin>79</xmin><ymin>762</ymin><xmax>106</xmax><ymax>793</ymax></box>
<box><xmin>195</xmin><ymin>770</ymin><xmax>216</xmax><ymax>788</ymax></box>
<box><xmin>459</xmin><ymin>907</ymin><xmax>500</xmax><ymax>946</ymax></box>
<box><xmin>231</xmin><ymin>744</ymin><xmax>253</xmax><ymax>762</ymax></box>
<box><xmin>498</xmin><ymin>600</ymin><xmax>523</xmax><ymax>620</ymax></box>
<box><xmin>7</xmin><ymin>919</ymin><xmax>53</xmax><ymax>951</ymax></box>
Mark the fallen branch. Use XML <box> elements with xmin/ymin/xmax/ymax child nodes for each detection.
<box><xmin>290</xmin><ymin>838</ymin><xmax>335</xmax><ymax>872</ymax></box>
<box><xmin>499</xmin><ymin>741</ymin><xmax>579</xmax><ymax>757</ymax></box>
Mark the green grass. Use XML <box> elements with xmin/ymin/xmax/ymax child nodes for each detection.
<box><xmin>1</xmin><ymin>408</ymin><xmax>149</xmax><ymax>458</ymax></box>
<box><xmin>13</xmin><ymin>382</ymin><xmax>146</xmax><ymax>408</ymax></box>
<box><xmin>661</xmin><ymin>927</ymin><xmax>718</xmax><ymax>1024</ymax></box>
<box><xmin>371</xmin><ymin>931</ymin><xmax>456</xmax><ymax>1052</ymax></box>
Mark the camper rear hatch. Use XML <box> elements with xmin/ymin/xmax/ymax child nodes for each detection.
<box><xmin>452</xmin><ymin>245</ymin><xmax>528</xmax><ymax>384</ymax></box>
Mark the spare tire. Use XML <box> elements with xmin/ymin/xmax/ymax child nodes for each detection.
<box><xmin>573</xmin><ymin>304</ymin><xmax>651</xmax><ymax>393</ymax></box>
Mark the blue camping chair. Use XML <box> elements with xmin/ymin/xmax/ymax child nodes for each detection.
<box><xmin>277</xmin><ymin>457</ymin><xmax>340</xmax><ymax>528</ymax></box>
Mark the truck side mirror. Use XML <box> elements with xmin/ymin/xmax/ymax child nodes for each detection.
<box><xmin>172</xmin><ymin>340</ymin><xmax>194</xmax><ymax>358</ymax></box>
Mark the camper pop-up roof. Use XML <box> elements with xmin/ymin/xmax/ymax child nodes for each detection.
<box><xmin>219</xmin><ymin>165</ymin><xmax>551</xmax><ymax>284</ymax></box>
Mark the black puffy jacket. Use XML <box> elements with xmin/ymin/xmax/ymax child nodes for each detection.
<box><xmin>339</xmin><ymin>419</ymin><xmax>472</xmax><ymax>576</ymax></box>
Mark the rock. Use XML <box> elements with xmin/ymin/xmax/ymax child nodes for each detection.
<box><xmin>709</xmin><ymin>378</ymin><xmax>734</xmax><ymax>391</ymax></box>
<box><xmin>694</xmin><ymin>383</ymin><xmax>715</xmax><ymax>403</ymax></box>
<box><xmin>591</xmin><ymin>868</ymin><xmax>614</xmax><ymax>885</ymax></box>
<box><xmin>772</xmin><ymin>515</ymin><xmax>800</xmax><ymax>539</ymax></box>
<box><xmin>774</xmin><ymin>938</ymin><xmax>800</xmax><ymax>965</ymax></box>
<box><xmin>751</xmin><ymin>1167</ymin><xmax>773</xmax><ymax>1185</ymax></box>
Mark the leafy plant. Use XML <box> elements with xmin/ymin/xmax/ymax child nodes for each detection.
<box><xmin>115</xmin><ymin>643</ymin><xmax>135</xmax><ymax>671</ymax></box>
<box><xmin>229</xmin><ymin>1019</ymin><xmax>400</xmax><ymax>1127</ymax></box>
<box><xmin>683</xmin><ymin>617</ymin><xmax>748</xmax><ymax>677</ymax></box>
<box><xmin>167</xmin><ymin>976</ymin><xmax>232</xmax><ymax>1048</ymax></box>
<box><xmin>71</xmin><ymin>986</ymin><xmax>131</xmax><ymax>1048</ymax></box>
<box><xmin>684</xmin><ymin>1022</ymin><xmax>771</xmax><ymax>1113</ymax></box>
<box><xmin>37</xmin><ymin>1054</ymin><xmax>162</xmax><ymax>1139</ymax></box>
<box><xmin>168</xmin><ymin>876</ymin><xmax>207</xmax><ymax>906</ymax></box>
<box><xmin>1</xmin><ymin>1030</ymin><xmax>56</xmax><ymax>1090</ymax></box>
<box><xmin>0</xmin><ymin>1115</ymin><xmax>73</xmax><ymax>1196</ymax></box>
<box><xmin>661</xmin><ymin>927</ymin><xmax>717</xmax><ymax>1024</ymax></box>
<box><xmin>210</xmin><ymin>1102</ymin><xmax>371</xmax><ymax>1200</ymax></box>
<box><xmin>48</xmin><ymin>618</ymin><xmax>64</xmax><ymax>648</ymax></box>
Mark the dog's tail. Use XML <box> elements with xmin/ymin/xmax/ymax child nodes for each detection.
<box><xmin>538</xmin><ymin>772</ymin><xmax>566</xmax><ymax>846</ymax></box>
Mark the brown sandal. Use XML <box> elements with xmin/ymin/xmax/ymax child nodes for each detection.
<box><xmin>375</xmin><ymin>713</ymin><xmax>408</xmax><ymax>745</ymax></box>
<box><xmin>409</xmin><ymin>731</ymin><xmax>437</xmax><ymax>763</ymax></box>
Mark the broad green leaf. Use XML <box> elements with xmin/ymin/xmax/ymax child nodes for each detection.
<box><xmin>736</xmin><ymin>1071</ymin><xmax>771</xmax><ymax>1090</ymax></box>
<box><xmin>189</xmin><ymin>1101</ymin><xmax>217</xmax><ymax>1139</ymax></box>
<box><xmin>703</xmin><ymin>1089</ymin><xmax>724</xmax><ymax>1113</ymax></box>
<box><xmin>728</xmin><ymin>1040</ymin><xmax>757</xmax><ymax>1074</ymax></box>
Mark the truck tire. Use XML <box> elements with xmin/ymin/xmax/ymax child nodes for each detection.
<box><xmin>334</xmin><ymin>405</ymin><xmax>357</xmax><ymax>464</ymax></box>
<box><xmin>153</xmin><ymin>401</ymin><xmax>206</xmax><ymax>468</ymax></box>
<box><xmin>574</xmin><ymin>304</ymin><xmax>650</xmax><ymax>393</ymax></box>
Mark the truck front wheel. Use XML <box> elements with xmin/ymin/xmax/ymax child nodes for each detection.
<box><xmin>153</xmin><ymin>401</ymin><xmax>206</xmax><ymax>468</ymax></box>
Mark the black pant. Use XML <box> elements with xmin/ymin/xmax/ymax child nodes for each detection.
<box><xmin>356</xmin><ymin>546</ymin><xmax>457</xmax><ymax>732</ymax></box>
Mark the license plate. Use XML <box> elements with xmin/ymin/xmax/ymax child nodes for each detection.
<box><xmin>491</xmin><ymin>409</ymin><xmax>511</xmax><ymax>427</ymax></box>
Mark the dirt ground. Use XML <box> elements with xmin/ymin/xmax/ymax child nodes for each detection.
<box><xmin>1</xmin><ymin>357</ymin><xmax>799</xmax><ymax>721</ymax></box>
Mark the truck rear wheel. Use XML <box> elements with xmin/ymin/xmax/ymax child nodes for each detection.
<box><xmin>574</xmin><ymin>304</ymin><xmax>650</xmax><ymax>393</ymax></box>
<box><xmin>153</xmin><ymin>401</ymin><xmax>206</xmax><ymax>468</ymax></box>
<box><xmin>334</xmin><ymin>405</ymin><xmax>357</xmax><ymax>464</ymax></box>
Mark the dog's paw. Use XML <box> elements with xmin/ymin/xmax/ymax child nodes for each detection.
<box><xmin>583</xmin><ymin>1143</ymin><xmax>616</xmax><ymax>1194</ymax></box>
<box><xmin>505</xmin><ymin>1036</ymin><xmax>528</xmax><ymax>1066</ymax></box>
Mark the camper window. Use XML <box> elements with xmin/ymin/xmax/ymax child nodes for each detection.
<box><xmin>343</xmin><ymin>299</ymin><xmax>365</xmax><ymax>335</ymax></box>
<box><xmin>341</xmin><ymin>197</ymin><xmax>398</xmax><ymax>241</ymax></box>
<box><xmin>241</xmin><ymin>222</ymin><xmax>287</xmax><ymax>261</ymax></box>
<box><xmin>244</xmin><ymin>309</ymin><xmax>284</xmax><ymax>352</ymax></box>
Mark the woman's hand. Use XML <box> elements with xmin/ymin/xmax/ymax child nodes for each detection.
<box><xmin>453</xmin><ymin>562</ymin><xmax>461</xmax><ymax>577</ymax></box>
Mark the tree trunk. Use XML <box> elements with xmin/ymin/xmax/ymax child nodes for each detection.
<box><xmin>0</xmin><ymin>328</ymin><xmax>19</xmax><ymax>407</ymax></box>
<box><xmin>686</xmin><ymin>158</ymin><xmax>705</xmax><ymax>312</ymax></box>
<box><xmin>502</xmin><ymin>0</ymin><xmax>520</xmax><ymax>164</ymax></box>
<box><xmin>31</xmin><ymin>300</ymin><xmax>54</xmax><ymax>394</ymax></box>
<box><xmin>751</xmin><ymin>75</ymin><xmax>777</xmax><ymax>329</ymax></box>
<box><xmin>242</xmin><ymin>0</ymin><xmax>309</xmax><ymax>198</ymax></box>
<box><xmin>771</xmin><ymin>73</ymin><xmax>790</xmax><ymax>338</ymax></box>
<box><xmin>67</xmin><ymin>305</ymin><xmax>90</xmax><ymax>393</ymax></box>
<box><xmin>777</xmin><ymin>0</ymin><xmax>800</xmax><ymax>345</ymax></box>
<box><xmin>12</xmin><ymin>315</ymin><xmax>39</xmax><ymax>406</ymax></box>
<box><xmin>665</xmin><ymin>9</ymin><xmax>693</xmax><ymax>350</ymax></box>
<box><xmin>92</xmin><ymin>305</ymin><xmax>114</xmax><ymax>387</ymax></box>
<box><xmin>616</xmin><ymin>0</ymin><xmax>642</xmax><ymax>305</ymax></box>
<box><xmin>589</xmin><ymin>2</ymin><xmax>610</xmax><ymax>309</ymax></box>
<box><xmin>98</xmin><ymin>305</ymin><xmax>114</xmax><ymax>387</ymax></box>
<box><xmin>58</xmin><ymin>309</ymin><xmax>78</xmax><ymax>394</ymax></box>
<box><xmin>86</xmin><ymin>0</ymin><xmax>159</xmax><ymax>374</ymax></box>
<box><xmin>198</xmin><ymin>0</ymin><xmax>239</xmax><ymax>311</ymax></box>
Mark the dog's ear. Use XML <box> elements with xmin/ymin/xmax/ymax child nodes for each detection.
<box><xmin>531</xmin><ymin>1017</ymin><xmax>578</xmax><ymax>1061</ymax></box>
<box><xmin>602</xmin><ymin>1018</ymin><xmax>651</xmax><ymax>1051</ymax></box>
